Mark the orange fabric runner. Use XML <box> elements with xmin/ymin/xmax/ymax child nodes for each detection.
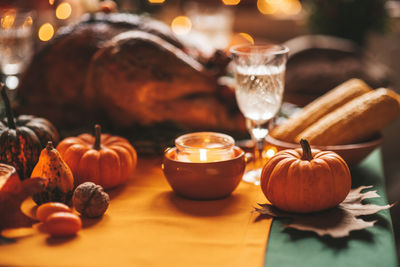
<box><xmin>0</xmin><ymin>157</ymin><xmax>272</xmax><ymax>267</ymax></box>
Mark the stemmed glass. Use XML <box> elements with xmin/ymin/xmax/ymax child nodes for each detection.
<box><xmin>0</xmin><ymin>8</ymin><xmax>35</xmax><ymax>96</ymax></box>
<box><xmin>230</xmin><ymin>44</ymin><xmax>289</xmax><ymax>185</ymax></box>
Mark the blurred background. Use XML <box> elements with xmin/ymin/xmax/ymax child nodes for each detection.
<box><xmin>1</xmin><ymin>0</ymin><xmax>400</xmax><ymax>259</ymax></box>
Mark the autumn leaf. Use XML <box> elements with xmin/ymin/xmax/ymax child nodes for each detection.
<box><xmin>0</xmin><ymin>178</ymin><xmax>45</xmax><ymax>230</ymax></box>
<box><xmin>255</xmin><ymin>186</ymin><xmax>393</xmax><ymax>238</ymax></box>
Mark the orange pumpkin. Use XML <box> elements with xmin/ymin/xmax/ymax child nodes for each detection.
<box><xmin>260</xmin><ymin>139</ymin><xmax>351</xmax><ymax>213</ymax></box>
<box><xmin>56</xmin><ymin>125</ymin><xmax>137</xmax><ymax>189</ymax></box>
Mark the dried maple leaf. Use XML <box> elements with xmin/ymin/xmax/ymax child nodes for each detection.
<box><xmin>0</xmin><ymin>177</ymin><xmax>45</xmax><ymax>230</ymax></box>
<box><xmin>255</xmin><ymin>186</ymin><xmax>393</xmax><ymax>238</ymax></box>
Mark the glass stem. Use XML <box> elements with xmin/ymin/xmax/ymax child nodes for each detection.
<box><xmin>246</xmin><ymin>118</ymin><xmax>269</xmax><ymax>170</ymax></box>
<box><xmin>253</xmin><ymin>137</ymin><xmax>265</xmax><ymax>169</ymax></box>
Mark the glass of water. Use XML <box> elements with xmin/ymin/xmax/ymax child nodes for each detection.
<box><xmin>0</xmin><ymin>8</ymin><xmax>35</xmax><ymax>92</ymax></box>
<box><xmin>230</xmin><ymin>44</ymin><xmax>289</xmax><ymax>185</ymax></box>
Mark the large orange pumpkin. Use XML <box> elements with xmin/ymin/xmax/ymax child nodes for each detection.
<box><xmin>56</xmin><ymin>125</ymin><xmax>137</xmax><ymax>189</ymax></box>
<box><xmin>260</xmin><ymin>139</ymin><xmax>351</xmax><ymax>213</ymax></box>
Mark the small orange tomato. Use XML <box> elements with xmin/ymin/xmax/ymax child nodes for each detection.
<box><xmin>36</xmin><ymin>202</ymin><xmax>72</xmax><ymax>222</ymax></box>
<box><xmin>45</xmin><ymin>212</ymin><xmax>82</xmax><ymax>237</ymax></box>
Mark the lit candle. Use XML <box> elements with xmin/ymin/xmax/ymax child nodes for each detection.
<box><xmin>175</xmin><ymin>132</ymin><xmax>235</xmax><ymax>163</ymax></box>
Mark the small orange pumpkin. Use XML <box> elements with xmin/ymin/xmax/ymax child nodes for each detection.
<box><xmin>56</xmin><ymin>125</ymin><xmax>137</xmax><ymax>189</ymax></box>
<box><xmin>260</xmin><ymin>139</ymin><xmax>351</xmax><ymax>213</ymax></box>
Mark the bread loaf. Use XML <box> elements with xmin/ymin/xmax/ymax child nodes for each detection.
<box><xmin>295</xmin><ymin>88</ymin><xmax>400</xmax><ymax>145</ymax></box>
<box><xmin>270</xmin><ymin>79</ymin><xmax>372</xmax><ymax>142</ymax></box>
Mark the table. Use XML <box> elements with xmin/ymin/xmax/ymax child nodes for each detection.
<box><xmin>0</xmin><ymin>149</ymin><xmax>397</xmax><ymax>267</ymax></box>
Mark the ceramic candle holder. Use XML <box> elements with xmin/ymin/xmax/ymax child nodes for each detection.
<box><xmin>162</xmin><ymin>132</ymin><xmax>246</xmax><ymax>200</ymax></box>
<box><xmin>0</xmin><ymin>163</ymin><xmax>20</xmax><ymax>193</ymax></box>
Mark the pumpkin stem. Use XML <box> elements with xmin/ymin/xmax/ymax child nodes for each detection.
<box><xmin>46</xmin><ymin>141</ymin><xmax>54</xmax><ymax>150</ymax></box>
<box><xmin>300</xmin><ymin>139</ymin><xmax>313</xmax><ymax>161</ymax></box>
<box><xmin>1</xmin><ymin>83</ymin><xmax>16</xmax><ymax>129</ymax></box>
<box><xmin>93</xmin><ymin>124</ymin><xmax>101</xmax><ymax>150</ymax></box>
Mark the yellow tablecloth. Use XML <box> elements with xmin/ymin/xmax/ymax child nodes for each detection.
<box><xmin>0</xmin><ymin>157</ymin><xmax>271</xmax><ymax>267</ymax></box>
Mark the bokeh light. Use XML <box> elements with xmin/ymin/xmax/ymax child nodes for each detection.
<box><xmin>148</xmin><ymin>0</ymin><xmax>166</xmax><ymax>3</ymax></box>
<box><xmin>38</xmin><ymin>23</ymin><xmax>54</xmax><ymax>42</ymax></box>
<box><xmin>23</xmin><ymin>16</ymin><xmax>33</xmax><ymax>28</ymax></box>
<box><xmin>263</xmin><ymin>146</ymin><xmax>278</xmax><ymax>159</ymax></box>
<box><xmin>257</xmin><ymin>0</ymin><xmax>278</xmax><ymax>15</ymax></box>
<box><xmin>257</xmin><ymin>0</ymin><xmax>302</xmax><ymax>16</ymax></box>
<box><xmin>56</xmin><ymin>2</ymin><xmax>72</xmax><ymax>20</ymax></box>
<box><xmin>222</xmin><ymin>0</ymin><xmax>240</xmax><ymax>5</ymax></box>
<box><xmin>49</xmin><ymin>0</ymin><xmax>55</xmax><ymax>5</ymax></box>
<box><xmin>282</xmin><ymin>0</ymin><xmax>302</xmax><ymax>15</ymax></box>
<box><xmin>239</xmin><ymin>32</ymin><xmax>254</xmax><ymax>44</ymax></box>
<box><xmin>226</xmin><ymin>32</ymin><xmax>255</xmax><ymax>52</ymax></box>
<box><xmin>171</xmin><ymin>16</ymin><xmax>192</xmax><ymax>35</ymax></box>
<box><xmin>5</xmin><ymin>76</ymin><xmax>19</xmax><ymax>90</ymax></box>
<box><xmin>1</xmin><ymin>9</ymin><xmax>16</xmax><ymax>29</ymax></box>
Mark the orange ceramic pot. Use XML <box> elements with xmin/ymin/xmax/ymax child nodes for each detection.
<box><xmin>0</xmin><ymin>163</ymin><xmax>21</xmax><ymax>193</ymax></box>
<box><xmin>162</xmin><ymin>146</ymin><xmax>245</xmax><ymax>200</ymax></box>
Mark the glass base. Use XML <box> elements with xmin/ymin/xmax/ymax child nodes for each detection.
<box><xmin>242</xmin><ymin>168</ymin><xmax>262</xmax><ymax>186</ymax></box>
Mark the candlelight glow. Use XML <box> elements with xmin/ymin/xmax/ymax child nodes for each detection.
<box><xmin>257</xmin><ymin>0</ymin><xmax>302</xmax><ymax>15</ymax></box>
<box><xmin>148</xmin><ymin>0</ymin><xmax>165</xmax><ymax>3</ymax></box>
<box><xmin>222</xmin><ymin>0</ymin><xmax>240</xmax><ymax>5</ymax></box>
<box><xmin>1</xmin><ymin>9</ymin><xmax>16</xmax><ymax>29</ymax></box>
<box><xmin>282</xmin><ymin>0</ymin><xmax>302</xmax><ymax>15</ymax></box>
<box><xmin>38</xmin><ymin>23</ymin><xmax>54</xmax><ymax>42</ymax></box>
<box><xmin>49</xmin><ymin>0</ymin><xmax>55</xmax><ymax>5</ymax></box>
<box><xmin>23</xmin><ymin>16</ymin><xmax>33</xmax><ymax>28</ymax></box>
<box><xmin>56</xmin><ymin>2</ymin><xmax>72</xmax><ymax>20</ymax></box>
<box><xmin>239</xmin><ymin>32</ymin><xmax>254</xmax><ymax>44</ymax></box>
<box><xmin>171</xmin><ymin>16</ymin><xmax>192</xmax><ymax>35</ymax></box>
<box><xmin>264</xmin><ymin>146</ymin><xmax>278</xmax><ymax>159</ymax></box>
<box><xmin>227</xmin><ymin>33</ymin><xmax>255</xmax><ymax>51</ymax></box>
<box><xmin>257</xmin><ymin>0</ymin><xmax>278</xmax><ymax>15</ymax></box>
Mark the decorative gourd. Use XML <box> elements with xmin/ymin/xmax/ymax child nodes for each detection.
<box><xmin>56</xmin><ymin>124</ymin><xmax>137</xmax><ymax>189</ymax></box>
<box><xmin>31</xmin><ymin>141</ymin><xmax>74</xmax><ymax>205</ymax></box>
<box><xmin>0</xmin><ymin>87</ymin><xmax>59</xmax><ymax>179</ymax></box>
<box><xmin>260</xmin><ymin>139</ymin><xmax>351</xmax><ymax>213</ymax></box>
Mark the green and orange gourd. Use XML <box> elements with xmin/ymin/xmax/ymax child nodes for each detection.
<box><xmin>0</xmin><ymin>86</ymin><xmax>59</xmax><ymax>179</ymax></box>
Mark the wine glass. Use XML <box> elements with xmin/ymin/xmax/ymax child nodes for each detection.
<box><xmin>0</xmin><ymin>8</ymin><xmax>35</xmax><ymax>97</ymax></box>
<box><xmin>230</xmin><ymin>44</ymin><xmax>289</xmax><ymax>185</ymax></box>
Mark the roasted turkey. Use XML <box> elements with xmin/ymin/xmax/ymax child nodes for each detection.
<box><xmin>17</xmin><ymin>12</ymin><xmax>243</xmax><ymax>148</ymax></box>
<box><xmin>16</xmin><ymin>13</ymin><xmax>386</xmax><ymax>152</ymax></box>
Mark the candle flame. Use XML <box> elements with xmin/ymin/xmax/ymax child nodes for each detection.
<box><xmin>200</xmin><ymin>149</ymin><xmax>207</xmax><ymax>162</ymax></box>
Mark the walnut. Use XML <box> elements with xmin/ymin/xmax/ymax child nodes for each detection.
<box><xmin>73</xmin><ymin>182</ymin><xmax>110</xmax><ymax>218</ymax></box>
